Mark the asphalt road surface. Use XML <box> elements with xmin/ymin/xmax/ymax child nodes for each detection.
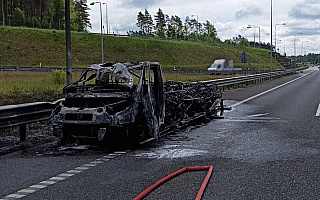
<box><xmin>1</xmin><ymin>67</ymin><xmax>320</xmax><ymax>200</ymax></box>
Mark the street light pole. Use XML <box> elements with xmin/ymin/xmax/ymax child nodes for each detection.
<box><xmin>301</xmin><ymin>41</ymin><xmax>308</xmax><ymax>55</ymax></box>
<box><xmin>270</xmin><ymin>0</ymin><xmax>273</xmax><ymax>71</ymax></box>
<box><xmin>305</xmin><ymin>46</ymin><xmax>309</xmax><ymax>56</ymax></box>
<box><xmin>253</xmin><ymin>29</ymin><xmax>256</xmax><ymax>48</ymax></box>
<box><xmin>275</xmin><ymin>23</ymin><xmax>286</xmax><ymax>67</ymax></box>
<box><xmin>247</xmin><ymin>25</ymin><xmax>261</xmax><ymax>72</ymax></box>
<box><xmin>279</xmin><ymin>39</ymin><xmax>286</xmax><ymax>55</ymax></box>
<box><xmin>103</xmin><ymin>2</ymin><xmax>108</xmax><ymax>35</ymax></box>
<box><xmin>90</xmin><ymin>2</ymin><xmax>104</xmax><ymax>64</ymax></box>
<box><xmin>294</xmin><ymin>33</ymin><xmax>303</xmax><ymax>67</ymax></box>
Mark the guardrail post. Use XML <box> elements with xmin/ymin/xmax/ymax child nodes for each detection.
<box><xmin>19</xmin><ymin>124</ymin><xmax>26</xmax><ymax>141</ymax></box>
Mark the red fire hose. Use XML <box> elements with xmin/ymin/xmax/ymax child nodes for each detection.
<box><xmin>133</xmin><ymin>165</ymin><xmax>213</xmax><ymax>200</ymax></box>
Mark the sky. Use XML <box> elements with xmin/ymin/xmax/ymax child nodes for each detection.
<box><xmin>87</xmin><ymin>0</ymin><xmax>320</xmax><ymax>56</ymax></box>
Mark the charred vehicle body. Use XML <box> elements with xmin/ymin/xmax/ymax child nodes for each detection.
<box><xmin>51</xmin><ymin>62</ymin><xmax>222</xmax><ymax>143</ymax></box>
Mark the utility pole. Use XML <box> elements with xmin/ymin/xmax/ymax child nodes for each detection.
<box><xmin>270</xmin><ymin>0</ymin><xmax>273</xmax><ymax>71</ymax></box>
<box><xmin>90</xmin><ymin>2</ymin><xmax>104</xmax><ymax>64</ymax></box>
<box><xmin>275</xmin><ymin>23</ymin><xmax>286</xmax><ymax>67</ymax></box>
<box><xmin>248</xmin><ymin>25</ymin><xmax>261</xmax><ymax>72</ymax></box>
<box><xmin>103</xmin><ymin>2</ymin><xmax>108</xmax><ymax>34</ymax></box>
<box><xmin>65</xmin><ymin>0</ymin><xmax>72</xmax><ymax>85</ymax></box>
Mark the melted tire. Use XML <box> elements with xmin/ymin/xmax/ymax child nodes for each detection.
<box><xmin>129</xmin><ymin>117</ymin><xmax>148</xmax><ymax>144</ymax></box>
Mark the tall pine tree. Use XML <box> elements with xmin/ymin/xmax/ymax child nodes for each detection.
<box><xmin>154</xmin><ymin>8</ymin><xmax>167</xmax><ymax>38</ymax></box>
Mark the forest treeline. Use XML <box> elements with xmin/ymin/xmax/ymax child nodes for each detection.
<box><xmin>0</xmin><ymin>0</ymin><xmax>90</xmax><ymax>32</ymax></box>
<box><xmin>128</xmin><ymin>8</ymin><xmax>274</xmax><ymax>51</ymax></box>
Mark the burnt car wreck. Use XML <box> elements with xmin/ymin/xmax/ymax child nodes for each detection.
<box><xmin>51</xmin><ymin>62</ymin><xmax>222</xmax><ymax>144</ymax></box>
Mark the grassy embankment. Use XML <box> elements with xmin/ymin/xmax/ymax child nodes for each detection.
<box><xmin>0</xmin><ymin>26</ymin><xmax>283</xmax><ymax>105</ymax></box>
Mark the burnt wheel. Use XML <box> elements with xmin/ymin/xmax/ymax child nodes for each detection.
<box><xmin>129</xmin><ymin>117</ymin><xmax>148</xmax><ymax>143</ymax></box>
<box><xmin>59</xmin><ymin>125</ymin><xmax>76</xmax><ymax>145</ymax></box>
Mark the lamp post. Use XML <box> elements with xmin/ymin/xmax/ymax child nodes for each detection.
<box><xmin>270</xmin><ymin>0</ymin><xmax>273</xmax><ymax>71</ymax></box>
<box><xmin>294</xmin><ymin>33</ymin><xmax>303</xmax><ymax>56</ymax></box>
<box><xmin>253</xmin><ymin>29</ymin><xmax>256</xmax><ymax>48</ymax></box>
<box><xmin>279</xmin><ymin>39</ymin><xmax>286</xmax><ymax>55</ymax></box>
<box><xmin>247</xmin><ymin>25</ymin><xmax>261</xmax><ymax>72</ymax></box>
<box><xmin>301</xmin><ymin>41</ymin><xmax>308</xmax><ymax>56</ymax></box>
<box><xmin>90</xmin><ymin>2</ymin><xmax>104</xmax><ymax>64</ymax></box>
<box><xmin>305</xmin><ymin>45</ymin><xmax>309</xmax><ymax>56</ymax></box>
<box><xmin>275</xmin><ymin>23</ymin><xmax>286</xmax><ymax>67</ymax></box>
<box><xmin>103</xmin><ymin>2</ymin><xmax>108</xmax><ymax>34</ymax></box>
<box><xmin>191</xmin><ymin>14</ymin><xmax>198</xmax><ymax>41</ymax></box>
<box><xmin>294</xmin><ymin>33</ymin><xmax>303</xmax><ymax>67</ymax></box>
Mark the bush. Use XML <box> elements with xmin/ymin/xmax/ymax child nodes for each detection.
<box><xmin>52</xmin><ymin>70</ymin><xmax>66</xmax><ymax>85</ymax></box>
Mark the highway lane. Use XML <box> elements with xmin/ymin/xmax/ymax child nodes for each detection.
<box><xmin>1</xmin><ymin>68</ymin><xmax>320</xmax><ymax>199</ymax></box>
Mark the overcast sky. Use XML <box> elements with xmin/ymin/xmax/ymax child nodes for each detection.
<box><xmin>87</xmin><ymin>0</ymin><xmax>320</xmax><ymax>56</ymax></box>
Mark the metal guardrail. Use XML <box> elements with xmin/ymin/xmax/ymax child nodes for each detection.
<box><xmin>0</xmin><ymin>69</ymin><xmax>296</xmax><ymax>141</ymax></box>
<box><xmin>0</xmin><ymin>102</ymin><xmax>56</xmax><ymax>141</ymax></box>
<box><xmin>200</xmin><ymin>69</ymin><xmax>295</xmax><ymax>90</ymax></box>
<box><xmin>0</xmin><ymin>66</ymin><xmax>83</xmax><ymax>72</ymax></box>
<box><xmin>1</xmin><ymin>66</ymin><xmax>296</xmax><ymax>75</ymax></box>
<box><xmin>162</xmin><ymin>69</ymin><xmax>279</xmax><ymax>75</ymax></box>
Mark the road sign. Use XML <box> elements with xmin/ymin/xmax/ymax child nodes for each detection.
<box><xmin>240</xmin><ymin>51</ymin><xmax>249</xmax><ymax>63</ymax></box>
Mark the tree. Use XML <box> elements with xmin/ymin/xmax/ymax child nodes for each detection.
<box><xmin>154</xmin><ymin>8</ymin><xmax>167</xmax><ymax>37</ymax></box>
<box><xmin>135</xmin><ymin>9</ymin><xmax>153</xmax><ymax>35</ymax></box>
<box><xmin>203</xmin><ymin>20</ymin><xmax>217</xmax><ymax>38</ymax></box>
<box><xmin>1</xmin><ymin>0</ymin><xmax>91</xmax><ymax>32</ymax></box>
<box><xmin>143</xmin><ymin>9</ymin><xmax>153</xmax><ymax>35</ymax></box>
<box><xmin>136</xmin><ymin>11</ymin><xmax>145</xmax><ymax>33</ymax></box>
<box><xmin>224</xmin><ymin>39</ymin><xmax>236</xmax><ymax>45</ymax></box>
<box><xmin>184</xmin><ymin>16</ymin><xmax>191</xmax><ymax>36</ymax></box>
<box><xmin>10</xmin><ymin>8</ymin><xmax>25</xmax><ymax>26</ymax></box>
<box><xmin>239</xmin><ymin>38</ymin><xmax>249</xmax><ymax>46</ymax></box>
<box><xmin>73</xmin><ymin>0</ymin><xmax>91</xmax><ymax>31</ymax></box>
<box><xmin>233</xmin><ymin>35</ymin><xmax>249</xmax><ymax>46</ymax></box>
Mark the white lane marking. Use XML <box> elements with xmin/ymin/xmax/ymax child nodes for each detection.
<box><xmin>0</xmin><ymin>150</ymin><xmax>128</xmax><ymax>199</ymax></box>
<box><xmin>49</xmin><ymin>176</ymin><xmax>66</xmax><ymax>181</ymax></box>
<box><xmin>103</xmin><ymin>156</ymin><xmax>115</xmax><ymax>159</ymax></box>
<box><xmin>315</xmin><ymin>103</ymin><xmax>320</xmax><ymax>117</ymax></box>
<box><xmin>97</xmin><ymin>158</ymin><xmax>110</xmax><ymax>161</ymax></box>
<box><xmin>39</xmin><ymin>181</ymin><xmax>56</xmax><ymax>185</ymax></box>
<box><xmin>83</xmin><ymin>163</ymin><xmax>96</xmax><ymax>167</ymax></box>
<box><xmin>248</xmin><ymin>113</ymin><xmax>269</xmax><ymax>117</ymax></box>
<box><xmin>75</xmin><ymin>166</ymin><xmax>89</xmax><ymax>170</ymax></box>
<box><xmin>5</xmin><ymin>194</ymin><xmax>25</xmax><ymax>199</ymax></box>
<box><xmin>108</xmin><ymin>153</ymin><xmax>118</xmax><ymax>156</ymax></box>
<box><xmin>90</xmin><ymin>161</ymin><xmax>104</xmax><ymax>164</ymax></box>
<box><xmin>231</xmin><ymin>73</ymin><xmax>310</xmax><ymax>108</ymax></box>
<box><xmin>58</xmin><ymin>173</ymin><xmax>75</xmax><ymax>177</ymax></box>
<box><xmin>67</xmin><ymin>170</ymin><xmax>82</xmax><ymax>173</ymax></box>
<box><xmin>29</xmin><ymin>185</ymin><xmax>47</xmax><ymax>189</ymax></box>
<box><xmin>114</xmin><ymin>151</ymin><xmax>127</xmax><ymax>154</ymax></box>
<box><xmin>17</xmin><ymin>189</ymin><xmax>37</xmax><ymax>194</ymax></box>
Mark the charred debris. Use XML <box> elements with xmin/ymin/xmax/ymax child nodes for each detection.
<box><xmin>51</xmin><ymin>62</ymin><xmax>223</xmax><ymax>144</ymax></box>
